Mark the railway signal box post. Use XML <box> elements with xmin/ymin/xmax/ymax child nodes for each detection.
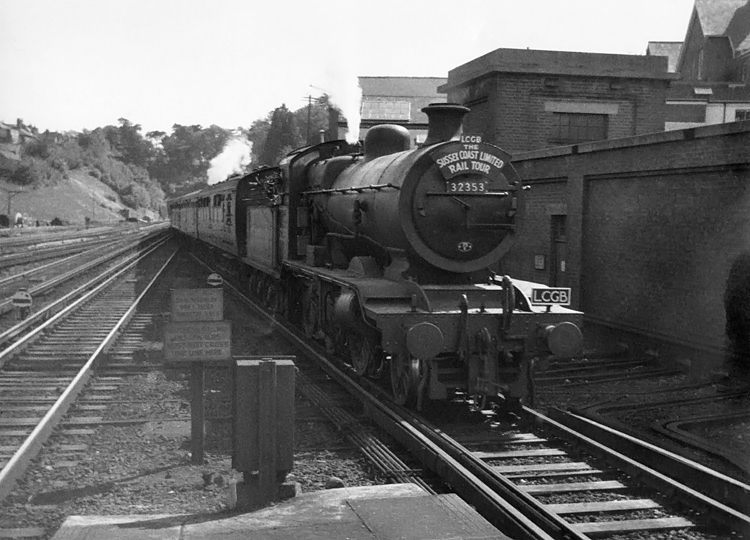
<box><xmin>164</xmin><ymin>287</ymin><xmax>230</xmax><ymax>464</ymax></box>
<box><xmin>232</xmin><ymin>356</ymin><xmax>296</xmax><ymax>508</ymax></box>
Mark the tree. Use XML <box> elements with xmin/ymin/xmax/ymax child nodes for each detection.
<box><xmin>102</xmin><ymin>118</ymin><xmax>154</xmax><ymax>169</ymax></box>
<box><xmin>151</xmin><ymin>124</ymin><xmax>231</xmax><ymax>189</ymax></box>
<box><xmin>245</xmin><ymin>115</ymin><xmax>271</xmax><ymax>168</ymax></box>
<box><xmin>293</xmin><ymin>94</ymin><xmax>332</xmax><ymax>146</ymax></box>
<box><xmin>259</xmin><ymin>105</ymin><xmax>301</xmax><ymax>166</ymax></box>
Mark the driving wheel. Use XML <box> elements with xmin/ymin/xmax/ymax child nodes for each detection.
<box><xmin>348</xmin><ymin>332</ymin><xmax>377</xmax><ymax>376</ymax></box>
<box><xmin>301</xmin><ymin>286</ymin><xmax>318</xmax><ymax>338</ymax></box>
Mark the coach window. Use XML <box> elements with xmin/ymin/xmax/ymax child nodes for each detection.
<box><xmin>213</xmin><ymin>194</ymin><xmax>224</xmax><ymax>222</ymax></box>
<box><xmin>202</xmin><ymin>197</ymin><xmax>210</xmax><ymax>222</ymax></box>
<box><xmin>225</xmin><ymin>194</ymin><xmax>233</xmax><ymax>225</ymax></box>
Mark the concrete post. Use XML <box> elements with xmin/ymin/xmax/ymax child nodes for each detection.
<box><xmin>232</xmin><ymin>356</ymin><xmax>297</xmax><ymax>508</ymax></box>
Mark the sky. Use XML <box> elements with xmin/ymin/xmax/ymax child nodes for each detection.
<box><xmin>0</xmin><ymin>0</ymin><xmax>697</xmax><ymax>135</ymax></box>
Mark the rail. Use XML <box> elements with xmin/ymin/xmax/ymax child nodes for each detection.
<box><xmin>0</xmin><ymin>238</ymin><xmax>177</xmax><ymax>501</ymax></box>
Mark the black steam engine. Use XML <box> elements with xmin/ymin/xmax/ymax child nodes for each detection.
<box><xmin>169</xmin><ymin>103</ymin><xmax>583</xmax><ymax>411</ymax></box>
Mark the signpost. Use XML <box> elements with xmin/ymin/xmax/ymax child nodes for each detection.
<box><xmin>163</xmin><ymin>321</ymin><xmax>231</xmax><ymax>362</ymax></box>
<box><xmin>170</xmin><ymin>288</ymin><xmax>223</xmax><ymax>322</ymax></box>
<box><xmin>164</xmin><ymin>284</ymin><xmax>229</xmax><ymax>464</ymax></box>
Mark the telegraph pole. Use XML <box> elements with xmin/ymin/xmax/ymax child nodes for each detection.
<box><xmin>308</xmin><ymin>85</ymin><xmax>333</xmax><ymax>145</ymax></box>
<box><xmin>306</xmin><ymin>94</ymin><xmax>312</xmax><ymax>145</ymax></box>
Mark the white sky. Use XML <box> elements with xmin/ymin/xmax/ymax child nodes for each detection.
<box><xmin>0</xmin><ymin>0</ymin><xmax>696</xmax><ymax>134</ymax></box>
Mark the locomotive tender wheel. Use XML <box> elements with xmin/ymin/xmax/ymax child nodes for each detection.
<box><xmin>390</xmin><ymin>353</ymin><xmax>420</xmax><ymax>407</ymax></box>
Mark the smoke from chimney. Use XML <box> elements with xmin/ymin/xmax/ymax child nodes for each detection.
<box><xmin>321</xmin><ymin>64</ymin><xmax>362</xmax><ymax>144</ymax></box>
<box><xmin>207</xmin><ymin>138</ymin><xmax>253</xmax><ymax>185</ymax></box>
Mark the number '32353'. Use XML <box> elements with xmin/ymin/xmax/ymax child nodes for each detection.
<box><xmin>448</xmin><ymin>182</ymin><xmax>485</xmax><ymax>192</ymax></box>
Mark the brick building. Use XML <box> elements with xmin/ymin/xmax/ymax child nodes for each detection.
<box><xmin>506</xmin><ymin>121</ymin><xmax>750</xmax><ymax>359</ymax></box>
<box><xmin>439</xmin><ymin>48</ymin><xmax>676</xmax><ymax>154</ymax></box>
<box><xmin>0</xmin><ymin>121</ymin><xmax>36</xmax><ymax>167</ymax></box>
<box><xmin>648</xmin><ymin>0</ymin><xmax>750</xmax><ymax>129</ymax></box>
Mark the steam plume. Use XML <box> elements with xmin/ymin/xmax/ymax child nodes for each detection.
<box><xmin>322</xmin><ymin>66</ymin><xmax>362</xmax><ymax>144</ymax></box>
<box><xmin>207</xmin><ymin>138</ymin><xmax>253</xmax><ymax>185</ymax></box>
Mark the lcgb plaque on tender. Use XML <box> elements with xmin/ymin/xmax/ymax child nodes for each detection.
<box><xmin>164</xmin><ymin>321</ymin><xmax>231</xmax><ymax>362</ymax></box>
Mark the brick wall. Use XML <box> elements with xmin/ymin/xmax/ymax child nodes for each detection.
<box><xmin>448</xmin><ymin>72</ymin><xmax>669</xmax><ymax>154</ymax></box>
<box><xmin>510</xmin><ymin>121</ymin><xmax>750</xmax><ymax>353</ymax></box>
<box><xmin>680</xmin><ymin>16</ymin><xmax>704</xmax><ymax>79</ymax></box>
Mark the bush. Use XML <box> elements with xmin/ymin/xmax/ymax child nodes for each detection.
<box><xmin>7</xmin><ymin>158</ymin><xmax>64</xmax><ymax>186</ymax></box>
<box><xmin>14</xmin><ymin>124</ymin><xmax>168</xmax><ymax>213</ymax></box>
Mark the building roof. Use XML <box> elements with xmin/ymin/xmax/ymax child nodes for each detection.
<box><xmin>724</xmin><ymin>0</ymin><xmax>750</xmax><ymax>50</ymax></box>
<box><xmin>677</xmin><ymin>0</ymin><xmax>750</xmax><ymax>73</ymax></box>
<box><xmin>359</xmin><ymin>77</ymin><xmax>446</xmax><ymax>98</ymax></box>
<box><xmin>666</xmin><ymin>80</ymin><xmax>750</xmax><ymax>101</ymax></box>
<box><xmin>646</xmin><ymin>42</ymin><xmax>683</xmax><ymax>72</ymax></box>
<box><xmin>694</xmin><ymin>0</ymin><xmax>747</xmax><ymax>36</ymax></box>
<box><xmin>440</xmin><ymin>48</ymin><xmax>676</xmax><ymax>92</ymax></box>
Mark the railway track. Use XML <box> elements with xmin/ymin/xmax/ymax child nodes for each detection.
<box><xmin>0</xmin><ymin>223</ymin><xmax>165</xmax><ymax>269</ymax></box>
<box><xmin>535</xmin><ymin>348</ymin><xmax>750</xmax><ymax>484</ymax></box>
<box><xmin>0</xmin><ymin>224</ymin><xmax>156</xmax><ymax>255</ymax></box>
<box><xmin>0</xmin><ymin>235</ymin><xmax>176</xmax><ymax>501</ymax></box>
<box><xmin>0</xmin><ymin>230</ymin><xmax>170</xmax><ymax>344</ymax></box>
<box><xmin>191</xmin><ymin>255</ymin><xmax>750</xmax><ymax>540</ymax></box>
<box><xmin>6</xmin><ymin>242</ymin><xmax>743</xmax><ymax>539</ymax></box>
<box><xmin>0</xmin><ymin>226</ymin><xmax>168</xmax><ymax>318</ymax></box>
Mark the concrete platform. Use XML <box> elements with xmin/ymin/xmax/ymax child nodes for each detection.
<box><xmin>51</xmin><ymin>483</ymin><xmax>510</xmax><ymax>540</ymax></box>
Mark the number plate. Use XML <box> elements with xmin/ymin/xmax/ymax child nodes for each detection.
<box><xmin>446</xmin><ymin>180</ymin><xmax>487</xmax><ymax>193</ymax></box>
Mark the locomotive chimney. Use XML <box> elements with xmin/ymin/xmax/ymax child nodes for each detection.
<box><xmin>421</xmin><ymin>103</ymin><xmax>470</xmax><ymax>145</ymax></box>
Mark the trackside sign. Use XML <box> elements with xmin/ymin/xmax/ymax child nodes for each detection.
<box><xmin>531</xmin><ymin>288</ymin><xmax>571</xmax><ymax>306</ymax></box>
<box><xmin>171</xmin><ymin>288</ymin><xmax>223</xmax><ymax>322</ymax></box>
<box><xmin>164</xmin><ymin>320</ymin><xmax>231</xmax><ymax>362</ymax></box>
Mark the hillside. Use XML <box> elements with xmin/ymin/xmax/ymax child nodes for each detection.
<box><xmin>3</xmin><ymin>169</ymin><xmax>159</xmax><ymax>227</ymax></box>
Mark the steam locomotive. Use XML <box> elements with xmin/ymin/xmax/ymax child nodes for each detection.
<box><xmin>168</xmin><ymin>103</ymin><xmax>583</xmax><ymax>411</ymax></box>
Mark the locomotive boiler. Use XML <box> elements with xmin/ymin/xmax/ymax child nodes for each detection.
<box><xmin>169</xmin><ymin>103</ymin><xmax>583</xmax><ymax>411</ymax></box>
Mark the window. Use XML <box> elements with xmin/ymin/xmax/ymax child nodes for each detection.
<box><xmin>736</xmin><ymin>109</ymin><xmax>750</xmax><ymax>121</ymax></box>
<box><xmin>549</xmin><ymin>113</ymin><xmax>607</xmax><ymax>145</ymax></box>
<box><xmin>360</xmin><ymin>100</ymin><xmax>411</xmax><ymax>121</ymax></box>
